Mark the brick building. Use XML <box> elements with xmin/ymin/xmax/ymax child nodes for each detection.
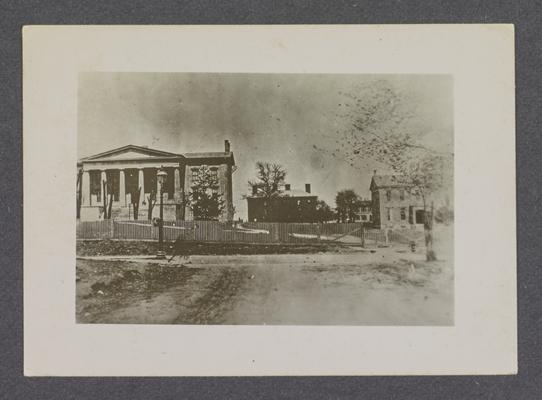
<box><xmin>246</xmin><ymin>183</ymin><xmax>317</xmax><ymax>223</ymax></box>
<box><xmin>370</xmin><ymin>174</ymin><xmax>425</xmax><ymax>229</ymax></box>
<box><xmin>76</xmin><ymin>140</ymin><xmax>235</xmax><ymax>221</ymax></box>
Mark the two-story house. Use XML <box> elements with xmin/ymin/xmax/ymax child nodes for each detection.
<box><xmin>370</xmin><ymin>174</ymin><xmax>425</xmax><ymax>229</ymax></box>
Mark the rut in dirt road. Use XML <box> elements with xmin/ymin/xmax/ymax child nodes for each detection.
<box><xmin>174</xmin><ymin>266</ymin><xmax>249</xmax><ymax>324</ymax></box>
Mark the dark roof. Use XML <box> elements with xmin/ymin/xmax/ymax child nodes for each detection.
<box><xmin>247</xmin><ymin>188</ymin><xmax>317</xmax><ymax>199</ymax></box>
<box><xmin>184</xmin><ymin>151</ymin><xmax>235</xmax><ymax>165</ymax></box>
<box><xmin>371</xmin><ymin>175</ymin><xmax>412</xmax><ymax>189</ymax></box>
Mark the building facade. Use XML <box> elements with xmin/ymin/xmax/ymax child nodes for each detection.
<box><xmin>370</xmin><ymin>175</ymin><xmax>425</xmax><ymax>229</ymax></box>
<box><xmin>77</xmin><ymin>141</ymin><xmax>235</xmax><ymax>221</ymax></box>
<box><xmin>246</xmin><ymin>183</ymin><xmax>318</xmax><ymax>223</ymax></box>
<box><xmin>353</xmin><ymin>199</ymin><xmax>373</xmax><ymax>223</ymax></box>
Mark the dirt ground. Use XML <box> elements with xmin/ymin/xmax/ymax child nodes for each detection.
<box><xmin>76</xmin><ymin>239</ymin><xmax>346</xmax><ymax>257</ymax></box>
<box><xmin>76</xmin><ymin>241</ymin><xmax>454</xmax><ymax>326</ymax></box>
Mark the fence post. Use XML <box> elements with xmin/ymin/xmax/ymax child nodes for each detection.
<box><xmin>110</xmin><ymin>219</ymin><xmax>115</xmax><ymax>239</ymax></box>
<box><xmin>361</xmin><ymin>223</ymin><xmax>365</xmax><ymax>248</ymax></box>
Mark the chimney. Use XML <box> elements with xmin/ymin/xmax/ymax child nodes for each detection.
<box><xmin>224</xmin><ymin>140</ymin><xmax>230</xmax><ymax>153</ymax></box>
<box><xmin>285</xmin><ymin>184</ymin><xmax>291</xmax><ymax>191</ymax></box>
<box><xmin>305</xmin><ymin>183</ymin><xmax>311</xmax><ymax>194</ymax></box>
<box><xmin>373</xmin><ymin>169</ymin><xmax>377</xmax><ymax>176</ymax></box>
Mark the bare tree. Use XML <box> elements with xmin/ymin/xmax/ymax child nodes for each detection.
<box><xmin>330</xmin><ymin>80</ymin><xmax>452</xmax><ymax>261</ymax></box>
<box><xmin>102</xmin><ymin>180</ymin><xmax>114</xmax><ymax>219</ymax></box>
<box><xmin>147</xmin><ymin>190</ymin><xmax>157</xmax><ymax>221</ymax></box>
<box><xmin>130</xmin><ymin>187</ymin><xmax>141</xmax><ymax>220</ymax></box>
<box><xmin>247</xmin><ymin>162</ymin><xmax>287</xmax><ymax>222</ymax></box>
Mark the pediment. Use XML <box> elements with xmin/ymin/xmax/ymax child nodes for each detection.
<box><xmin>99</xmin><ymin>150</ymin><xmax>159</xmax><ymax>160</ymax></box>
<box><xmin>81</xmin><ymin>145</ymin><xmax>181</xmax><ymax>162</ymax></box>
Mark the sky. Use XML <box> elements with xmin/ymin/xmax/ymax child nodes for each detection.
<box><xmin>78</xmin><ymin>72</ymin><xmax>453</xmax><ymax>219</ymax></box>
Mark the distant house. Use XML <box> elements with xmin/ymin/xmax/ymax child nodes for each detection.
<box><xmin>354</xmin><ymin>199</ymin><xmax>373</xmax><ymax>223</ymax></box>
<box><xmin>76</xmin><ymin>140</ymin><xmax>235</xmax><ymax>221</ymax></box>
<box><xmin>370</xmin><ymin>174</ymin><xmax>425</xmax><ymax>229</ymax></box>
<box><xmin>246</xmin><ymin>183</ymin><xmax>318</xmax><ymax>223</ymax></box>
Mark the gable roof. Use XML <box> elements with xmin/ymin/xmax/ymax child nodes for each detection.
<box><xmin>80</xmin><ymin>145</ymin><xmax>182</xmax><ymax>162</ymax></box>
<box><xmin>370</xmin><ymin>175</ymin><xmax>412</xmax><ymax>190</ymax></box>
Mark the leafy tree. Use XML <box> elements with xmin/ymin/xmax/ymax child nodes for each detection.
<box><xmin>188</xmin><ymin>166</ymin><xmax>225</xmax><ymax>221</ymax></box>
<box><xmin>335</xmin><ymin>189</ymin><xmax>362</xmax><ymax>223</ymax></box>
<box><xmin>314</xmin><ymin>200</ymin><xmax>335</xmax><ymax>223</ymax></box>
<box><xmin>247</xmin><ymin>161</ymin><xmax>287</xmax><ymax>221</ymax></box>
<box><xmin>434</xmin><ymin>204</ymin><xmax>454</xmax><ymax>225</ymax></box>
<box><xmin>331</xmin><ymin>80</ymin><xmax>453</xmax><ymax>261</ymax></box>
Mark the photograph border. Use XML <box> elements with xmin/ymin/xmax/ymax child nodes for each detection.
<box><xmin>2</xmin><ymin>0</ymin><xmax>540</xmax><ymax>398</ymax></box>
<box><xmin>23</xmin><ymin>23</ymin><xmax>515</xmax><ymax>377</ymax></box>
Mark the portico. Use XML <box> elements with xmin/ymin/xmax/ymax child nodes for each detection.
<box><xmin>77</xmin><ymin>143</ymin><xmax>235</xmax><ymax>221</ymax></box>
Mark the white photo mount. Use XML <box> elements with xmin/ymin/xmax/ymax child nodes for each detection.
<box><xmin>23</xmin><ymin>24</ymin><xmax>516</xmax><ymax>376</ymax></box>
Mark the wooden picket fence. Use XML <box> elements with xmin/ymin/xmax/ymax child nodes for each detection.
<box><xmin>76</xmin><ymin>219</ymin><xmax>405</xmax><ymax>245</ymax></box>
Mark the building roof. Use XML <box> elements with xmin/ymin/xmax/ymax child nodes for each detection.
<box><xmin>247</xmin><ymin>188</ymin><xmax>317</xmax><ymax>199</ymax></box>
<box><xmin>370</xmin><ymin>175</ymin><xmax>412</xmax><ymax>189</ymax></box>
<box><xmin>279</xmin><ymin>189</ymin><xmax>316</xmax><ymax>198</ymax></box>
<box><xmin>79</xmin><ymin>144</ymin><xmax>182</xmax><ymax>162</ymax></box>
<box><xmin>79</xmin><ymin>145</ymin><xmax>235</xmax><ymax>165</ymax></box>
<box><xmin>184</xmin><ymin>151</ymin><xmax>235</xmax><ymax>165</ymax></box>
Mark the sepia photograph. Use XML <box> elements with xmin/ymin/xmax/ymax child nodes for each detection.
<box><xmin>75</xmin><ymin>72</ymin><xmax>454</xmax><ymax>326</ymax></box>
<box><xmin>24</xmin><ymin>25</ymin><xmax>515</xmax><ymax>376</ymax></box>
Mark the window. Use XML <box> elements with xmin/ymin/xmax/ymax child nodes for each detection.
<box><xmin>386</xmin><ymin>190</ymin><xmax>392</xmax><ymax>201</ymax></box>
<box><xmin>210</xmin><ymin>168</ymin><xmax>218</xmax><ymax>179</ymax></box>
<box><xmin>400</xmin><ymin>190</ymin><xmax>405</xmax><ymax>200</ymax></box>
<box><xmin>387</xmin><ymin>208</ymin><xmax>392</xmax><ymax>221</ymax></box>
<box><xmin>400</xmin><ymin>207</ymin><xmax>406</xmax><ymax>221</ymax></box>
<box><xmin>191</xmin><ymin>168</ymin><xmax>199</xmax><ymax>181</ymax></box>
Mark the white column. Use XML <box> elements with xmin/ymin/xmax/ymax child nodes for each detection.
<box><xmin>138</xmin><ymin>168</ymin><xmax>145</xmax><ymax>205</ymax></box>
<box><xmin>100</xmin><ymin>170</ymin><xmax>107</xmax><ymax>203</ymax></box>
<box><xmin>119</xmin><ymin>169</ymin><xmax>126</xmax><ymax>206</ymax></box>
<box><xmin>81</xmin><ymin>170</ymin><xmax>90</xmax><ymax>206</ymax></box>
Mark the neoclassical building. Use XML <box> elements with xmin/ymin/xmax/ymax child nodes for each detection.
<box><xmin>77</xmin><ymin>140</ymin><xmax>235</xmax><ymax>221</ymax></box>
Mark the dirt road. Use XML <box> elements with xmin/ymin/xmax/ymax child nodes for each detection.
<box><xmin>77</xmin><ymin>247</ymin><xmax>453</xmax><ymax>326</ymax></box>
